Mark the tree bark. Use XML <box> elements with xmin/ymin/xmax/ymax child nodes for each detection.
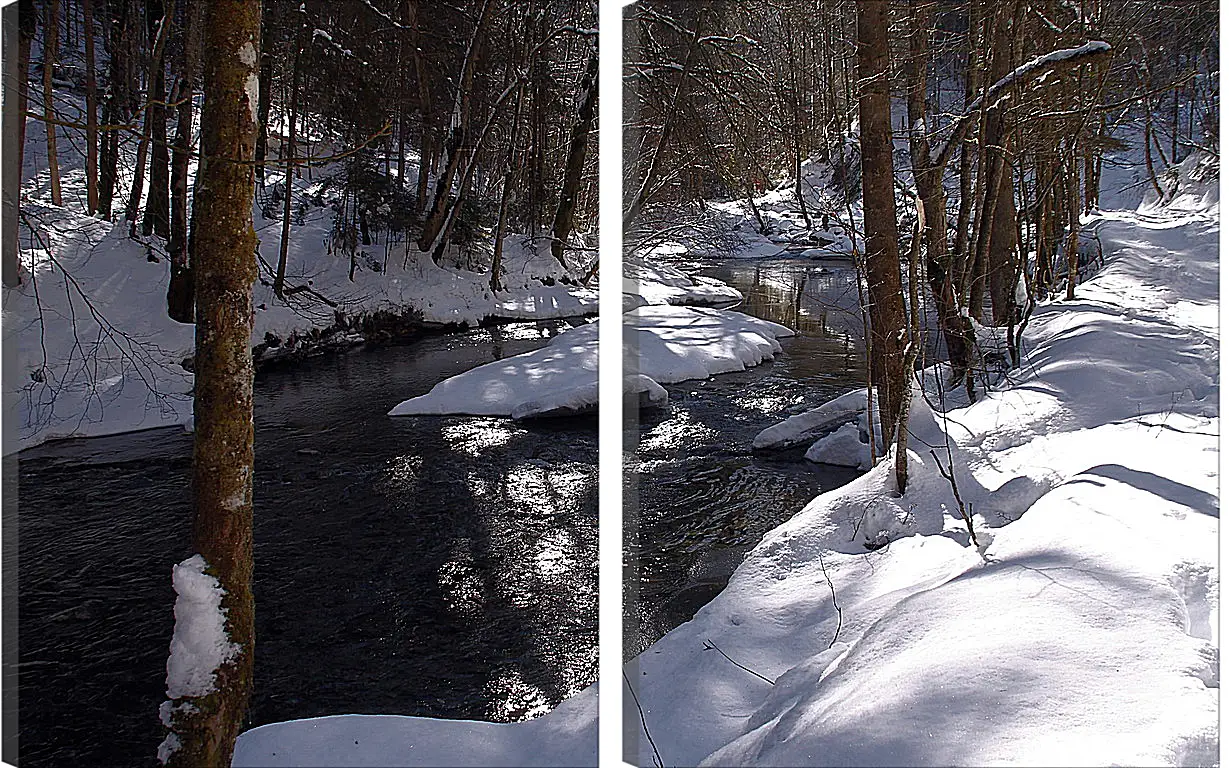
<box><xmin>83</xmin><ymin>0</ymin><xmax>99</xmax><ymax>214</ymax></box>
<box><xmin>143</xmin><ymin>0</ymin><xmax>174</xmax><ymax>238</ymax></box>
<box><xmin>43</xmin><ymin>0</ymin><xmax>63</xmax><ymax>207</ymax></box>
<box><xmin>855</xmin><ymin>0</ymin><xmax>907</xmax><ymax>466</ymax></box>
<box><xmin>167</xmin><ymin>0</ymin><xmax>203</xmax><ymax>323</ymax></box>
<box><xmin>161</xmin><ymin>2</ymin><xmax>260</xmax><ymax>765</ymax></box>
<box><xmin>549</xmin><ymin>51</ymin><xmax>597</xmax><ymax>267</ymax></box>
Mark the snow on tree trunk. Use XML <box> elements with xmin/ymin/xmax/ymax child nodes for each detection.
<box><xmin>160</xmin><ymin>1</ymin><xmax>261</xmax><ymax>765</ymax></box>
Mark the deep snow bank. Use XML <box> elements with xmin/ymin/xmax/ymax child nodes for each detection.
<box><xmin>232</xmin><ymin>682</ymin><xmax>597</xmax><ymax>767</ymax></box>
<box><xmin>627</xmin><ymin>203</ymin><xmax>1218</xmax><ymax>767</ymax></box>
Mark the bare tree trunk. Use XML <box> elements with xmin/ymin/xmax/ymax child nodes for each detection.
<box><xmin>550</xmin><ymin>51</ymin><xmax>597</xmax><ymax>267</ymax></box>
<box><xmin>623</xmin><ymin>23</ymin><xmax>702</xmax><ymax>230</ymax></box>
<box><xmin>418</xmin><ymin>0</ymin><xmax>494</xmax><ymax>253</ymax></box>
<box><xmin>491</xmin><ymin>71</ymin><xmax>526</xmax><ymax>294</ymax></box>
<box><xmin>5</xmin><ymin>0</ymin><xmax>36</xmax><ymax>285</ymax></box>
<box><xmin>126</xmin><ymin>5</ymin><xmax>173</xmax><ymax>233</ymax></box>
<box><xmin>856</xmin><ymin>0</ymin><xmax>907</xmax><ymax>469</ymax></box>
<box><xmin>160</xmin><ymin>2</ymin><xmax>260</xmax><ymax>765</ymax></box>
<box><xmin>1064</xmin><ymin>155</ymin><xmax>1080</xmax><ymax>301</ymax></box>
<box><xmin>167</xmin><ymin>0</ymin><xmax>203</xmax><ymax>322</ymax></box>
<box><xmin>983</xmin><ymin>1</ymin><xmax>1021</xmax><ymax>327</ymax></box>
<box><xmin>143</xmin><ymin>0</ymin><xmax>175</xmax><ymax>238</ymax></box>
<box><xmin>99</xmin><ymin>0</ymin><xmax>136</xmax><ymax>221</ymax></box>
<box><xmin>83</xmin><ymin>0</ymin><xmax>99</xmax><ymax>214</ymax></box>
<box><xmin>43</xmin><ymin>0</ymin><xmax>63</xmax><ymax>207</ymax></box>
<box><xmin>254</xmin><ymin>0</ymin><xmax>274</xmax><ymax>184</ymax></box>
<box><xmin>274</xmin><ymin>27</ymin><xmax>303</xmax><ymax>298</ymax></box>
<box><xmin>904</xmin><ymin>0</ymin><xmax>973</xmax><ymax>382</ymax></box>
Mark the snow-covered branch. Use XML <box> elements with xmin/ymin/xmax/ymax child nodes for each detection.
<box><xmin>931</xmin><ymin>41</ymin><xmax>1112</xmax><ymax>170</ymax></box>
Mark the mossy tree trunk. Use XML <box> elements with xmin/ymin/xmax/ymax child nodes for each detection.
<box><xmin>163</xmin><ymin>1</ymin><xmax>260</xmax><ymax>765</ymax></box>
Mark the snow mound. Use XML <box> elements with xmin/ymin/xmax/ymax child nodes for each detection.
<box><xmin>391</xmin><ymin>307</ymin><xmax>792</xmax><ymax>419</ymax></box>
<box><xmin>623</xmin><ymin>258</ymin><xmax>743</xmax><ymax>307</ymax></box>
<box><xmin>627</xmin><ymin>305</ymin><xmax>794</xmax><ymax>385</ymax></box>
<box><xmin>802</xmin><ymin>422</ymin><xmax>871</xmax><ymax>469</ymax></box>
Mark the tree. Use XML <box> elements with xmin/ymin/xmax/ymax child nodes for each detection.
<box><xmin>160</xmin><ymin>1</ymin><xmax>260</xmax><ymax>764</ymax></box>
<box><xmin>550</xmin><ymin>50</ymin><xmax>598</xmax><ymax>267</ymax></box>
<box><xmin>43</xmin><ymin>0</ymin><xmax>63</xmax><ymax>206</ymax></box>
<box><xmin>167</xmin><ymin>0</ymin><xmax>204</xmax><ymax>322</ymax></box>
<box><xmin>855</xmin><ymin>0</ymin><xmax>908</xmax><ymax>488</ymax></box>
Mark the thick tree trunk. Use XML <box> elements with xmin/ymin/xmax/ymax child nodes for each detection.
<box><xmin>160</xmin><ymin>2</ymin><xmax>260</xmax><ymax>765</ymax></box>
<box><xmin>855</xmin><ymin>0</ymin><xmax>907</xmax><ymax>469</ymax></box>
<box><xmin>549</xmin><ymin>51</ymin><xmax>597</xmax><ymax>267</ymax></box>
<box><xmin>43</xmin><ymin>0</ymin><xmax>62</xmax><ymax>207</ymax></box>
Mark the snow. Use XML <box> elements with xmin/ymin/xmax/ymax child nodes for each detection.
<box><xmin>625</xmin><ymin>176</ymin><xmax>1218</xmax><ymax>766</ymax></box>
<box><xmin>232</xmin><ymin>683</ymin><xmax>597</xmax><ymax>767</ymax></box>
<box><xmin>802</xmin><ymin>422</ymin><xmax>871</xmax><ymax>469</ymax></box>
<box><xmin>389</xmin><ymin>306</ymin><xmax>791</xmax><ymax>419</ymax></box>
<box><xmin>623</xmin><ymin>258</ymin><xmax>743</xmax><ymax>307</ymax></box>
<box><xmin>163</xmin><ymin>554</ymin><xmax>238</xmax><ymax>705</ymax></box>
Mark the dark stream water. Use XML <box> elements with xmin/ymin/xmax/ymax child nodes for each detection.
<box><xmin>13</xmin><ymin>322</ymin><xmax>597</xmax><ymax>768</ymax></box>
<box><xmin>625</xmin><ymin>256</ymin><xmax>868</xmax><ymax>658</ymax></box>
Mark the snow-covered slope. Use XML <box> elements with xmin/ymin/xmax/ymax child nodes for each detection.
<box><xmin>232</xmin><ymin>682</ymin><xmax>597</xmax><ymax>767</ymax></box>
<box><xmin>627</xmin><ymin>198</ymin><xmax>1218</xmax><ymax>766</ymax></box>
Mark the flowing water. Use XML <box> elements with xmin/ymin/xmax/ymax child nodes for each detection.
<box><xmin>625</xmin><ymin>256</ymin><xmax>868</xmax><ymax>657</ymax></box>
<box><xmin>13</xmin><ymin>321</ymin><xmax>597</xmax><ymax>768</ymax></box>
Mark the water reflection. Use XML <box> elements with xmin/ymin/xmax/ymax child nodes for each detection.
<box><xmin>626</xmin><ymin>256</ymin><xmax>867</xmax><ymax>658</ymax></box>
<box><xmin>16</xmin><ymin>324</ymin><xmax>597</xmax><ymax>768</ymax></box>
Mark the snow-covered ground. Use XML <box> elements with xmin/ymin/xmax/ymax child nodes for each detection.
<box><xmin>232</xmin><ymin>685</ymin><xmax>597</xmax><ymax>768</ymax></box>
<box><xmin>625</xmin><ymin>168</ymin><xmax>1219</xmax><ymax>766</ymax></box>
